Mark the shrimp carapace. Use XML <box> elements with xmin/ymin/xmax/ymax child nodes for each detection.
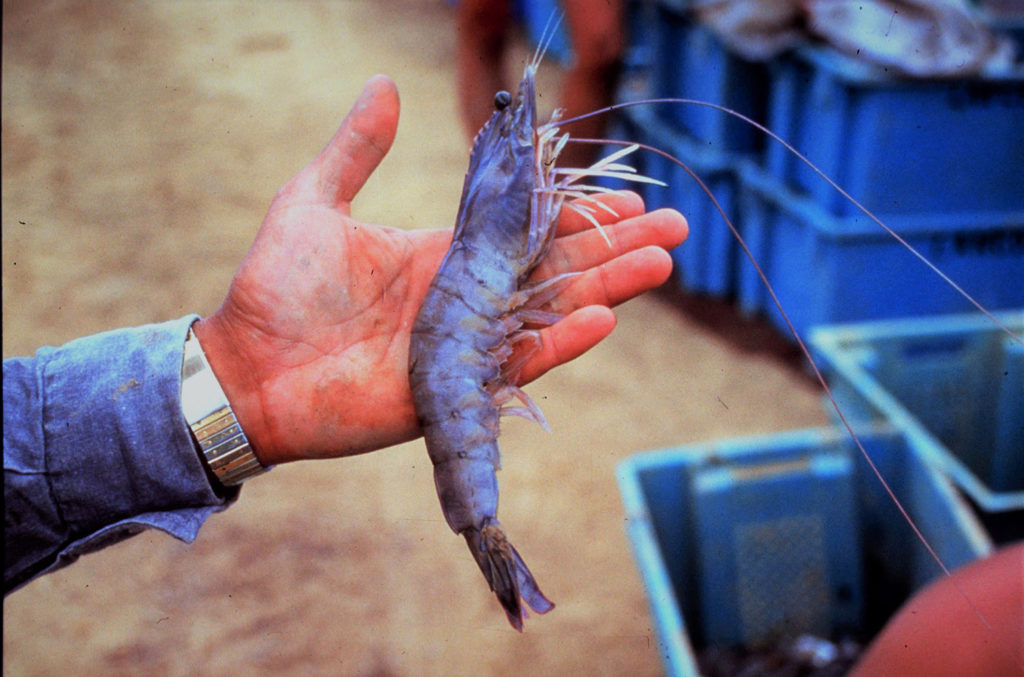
<box><xmin>409</xmin><ymin>24</ymin><xmax>656</xmax><ymax>629</ymax></box>
<box><xmin>408</xmin><ymin>55</ymin><xmax>559</xmax><ymax>630</ymax></box>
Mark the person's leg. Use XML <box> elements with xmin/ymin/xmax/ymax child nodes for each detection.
<box><xmin>558</xmin><ymin>0</ymin><xmax>624</xmax><ymax>167</ymax></box>
<box><xmin>456</xmin><ymin>0</ymin><xmax>511</xmax><ymax>141</ymax></box>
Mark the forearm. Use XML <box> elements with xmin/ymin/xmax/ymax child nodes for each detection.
<box><xmin>3</xmin><ymin>316</ymin><xmax>235</xmax><ymax>594</ymax></box>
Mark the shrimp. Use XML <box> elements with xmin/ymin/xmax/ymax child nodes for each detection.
<box><xmin>407</xmin><ymin>59</ymin><xmax>555</xmax><ymax>631</ymax></box>
<box><xmin>407</xmin><ymin>36</ymin><xmax>655</xmax><ymax>630</ymax></box>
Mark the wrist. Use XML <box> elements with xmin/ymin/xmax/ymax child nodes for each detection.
<box><xmin>182</xmin><ymin>320</ymin><xmax>270</xmax><ymax>485</ymax></box>
<box><xmin>191</xmin><ymin>315</ymin><xmax>273</xmax><ymax>461</ymax></box>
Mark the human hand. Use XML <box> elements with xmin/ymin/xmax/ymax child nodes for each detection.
<box><xmin>195</xmin><ymin>75</ymin><xmax>687</xmax><ymax>466</ymax></box>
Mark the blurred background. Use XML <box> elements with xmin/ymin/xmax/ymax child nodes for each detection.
<box><xmin>1</xmin><ymin>2</ymin><xmax>824</xmax><ymax>675</ymax></box>
<box><xmin>4</xmin><ymin>1</ymin><xmax>1020</xmax><ymax>675</ymax></box>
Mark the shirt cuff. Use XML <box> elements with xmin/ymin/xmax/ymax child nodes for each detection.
<box><xmin>7</xmin><ymin>316</ymin><xmax>237</xmax><ymax>592</ymax></box>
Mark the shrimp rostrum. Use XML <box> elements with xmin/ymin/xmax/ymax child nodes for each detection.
<box><xmin>408</xmin><ymin>52</ymin><xmax>654</xmax><ymax>629</ymax></box>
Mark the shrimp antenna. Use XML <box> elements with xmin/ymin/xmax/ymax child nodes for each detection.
<box><xmin>572</xmin><ymin>133</ymin><xmax>1008</xmax><ymax>663</ymax></box>
<box><xmin>530</xmin><ymin>9</ymin><xmax>564</xmax><ymax>70</ymax></box>
<box><xmin>562</xmin><ymin>101</ymin><xmax>1023</xmax><ymax>346</ymax></box>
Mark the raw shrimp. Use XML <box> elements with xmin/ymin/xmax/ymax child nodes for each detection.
<box><xmin>407</xmin><ymin>39</ymin><xmax>653</xmax><ymax>630</ymax></box>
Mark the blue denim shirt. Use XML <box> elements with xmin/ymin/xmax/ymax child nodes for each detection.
<box><xmin>3</xmin><ymin>316</ymin><xmax>237</xmax><ymax>594</ymax></box>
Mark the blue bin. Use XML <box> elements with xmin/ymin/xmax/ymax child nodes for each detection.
<box><xmin>617</xmin><ymin>426</ymin><xmax>992</xmax><ymax>677</ymax></box>
<box><xmin>647</xmin><ymin>3</ymin><xmax>771</xmax><ymax>157</ymax></box>
<box><xmin>763</xmin><ymin>46</ymin><xmax>1024</xmax><ymax>220</ymax></box>
<box><xmin>734</xmin><ymin>160</ymin><xmax>1024</xmax><ymax>336</ymax></box>
<box><xmin>809</xmin><ymin>311</ymin><xmax>1024</xmax><ymax>516</ymax></box>
<box><xmin>622</xmin><ymin>0</ymin><xmax>655</xmax><ymax>76</ymax></box>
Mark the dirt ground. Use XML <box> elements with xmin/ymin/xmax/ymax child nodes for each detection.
<box><xmin>2</xmin><ymin>2</ymin><xmax>826</xmax><ymax>675</ymax></box>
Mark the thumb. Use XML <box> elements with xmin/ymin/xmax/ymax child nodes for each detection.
<box><xmin>301</xmin><ymin>74</ymin><xmax>400</xmax><ymax>208</ymax></box>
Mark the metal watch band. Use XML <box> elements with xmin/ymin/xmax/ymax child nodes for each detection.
<box><xmin>181</xmin><ymin>326</ymin><xmax>268</xmax><ymax>487</ymax></box>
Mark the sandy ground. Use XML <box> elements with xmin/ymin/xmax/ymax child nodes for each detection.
<box><xmin>2</xmin><ymin>2</ymin><xmax>827</xmax><ymax>675</ymax></box>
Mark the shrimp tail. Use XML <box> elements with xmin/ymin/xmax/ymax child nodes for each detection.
<box><xmin>463</xmin><ymin>519</ymin><xmax>554</xmax><ymax>631</ymax></box>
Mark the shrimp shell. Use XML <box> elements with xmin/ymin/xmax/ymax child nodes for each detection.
<box><xmin>407</xmin><ymin>20</ymin><xmax>653</xmax><ymax>626</ymax></box>
<box><xmin>407</xmin><ymin>50</ymin><xmax>562</xmax><ymax>630</ymax></box>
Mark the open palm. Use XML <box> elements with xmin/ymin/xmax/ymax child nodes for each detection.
<box><xmin>195</xmin><ymin>75</ymin><xmax>687</xmax><ymax>466</ymax></box>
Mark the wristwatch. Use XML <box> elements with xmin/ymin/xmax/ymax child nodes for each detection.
<box><xmin>181</xmin><ymin>325</ymin><xmax>268</xmax><ymax>487</ymax></box>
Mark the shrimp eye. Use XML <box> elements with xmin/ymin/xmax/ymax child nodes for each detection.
<box><xmin>493</xmin><ymin>90</ymin><xmax>511</xmax><ymax>110</ymax></box>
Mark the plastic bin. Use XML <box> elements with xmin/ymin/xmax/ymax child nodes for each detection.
<box><xmin>763</xmin><ymin>46</ymin><xmax>1024</xmax><ymax>220</ymax></box>
<box><xmin>622</xmin><ymin>0</ymin><xmax>655</xmax><ymax>77</ymax></box>
<box><xmin>610</xmin><ymin>105</ymin><xmax>745</xmax><ymax>297</ymax></box>
<box><xmin>647</xmin><ymin>2</ymin><xmax>771</xmax><ymax>157</ymax></box>
<box><xmin>809</xmin><ymin>310</ymin><xmax>1024</xmax><ymax>517</ymax></box>
<box><xmin>734</xmin><ymin>159</ymin><xmax>1024</xmax><ymax>336</ymax></box>
<box><xmin>617</xmin><ymin>426</ymin><xmax>992</xmax><ymax>677</ymax></box>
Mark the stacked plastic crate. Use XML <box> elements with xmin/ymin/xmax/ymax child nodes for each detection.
<box><xmin>515</xmin><ymin>3</ymin><xmax>1022</xmax><ymax>673</ymax></box>
<box><xmin>610</xmin><ymin>1</ymin><xmax>1024</xmax><ymax>339</ymax></box>
<box><xmin>616</xmin><ymin>425</ymin><xmax>992</xmax><ymax>676</ymax></box>
<box><xmin>737</xmin><ymin>47</ymin><xmax>1024</xmax><ymax>338</ymax></box>
<box><xmin>619</xmin><ymin>1</ymin><xmax>772</xmax><ymax>299</ymax></box>
<box><xmin>809</xmin><ymin>311</ymin><xmax>1024</xmax><ymax>537</ymax></box>
<box><xmin>584</xmin><ymin>3</ymin><xmax>1024</xmax><ymax>673</ymax></box>
<box><xmin>614</xmin><ymin>312</ymin><xmax>1021</xmax><ymax>676</ymax></box>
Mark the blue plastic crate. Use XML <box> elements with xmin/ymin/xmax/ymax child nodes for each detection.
<box><xmin>647</xmin><ymin>3</ymin><xmax>771</xmax><ymax>157</ymax></box>
<box><xmin>809</xmin><ymin>311</ymin><xmax>1024</xmax><ymax>516</ymax></box>
<box><xmin>763</xmin><ymin>46</ymin><xmax>1024</xmax><ymax>220</ymax></box>
<box><xmin>617</xmin><ymin>426</ymin><xmax>992</xmax><ymax>677</ymax></box>
<box><xmin>690</xmin><ymin>446</ymin><xmax>861</xmax><ymax>646</ymax></box>
<box><xmin>734</xmin><ymin>160</ymin><xmax>1024</xmax><ymax>336</ymax></box>
<box><xmin>611</xmin><ymin>105</ymin><xmax>744</xmax><ymax>297</ymax></box>
<box><xmin>622</xmin><ymin>0</ymin><xmax>655</xmax><ymax>76</ymax></box>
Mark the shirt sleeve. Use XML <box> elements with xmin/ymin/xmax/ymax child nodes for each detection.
<box><xmin>3</xmin><ymin>316</ymin><xmax>238</xmax><ymax>594</ymax></box>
